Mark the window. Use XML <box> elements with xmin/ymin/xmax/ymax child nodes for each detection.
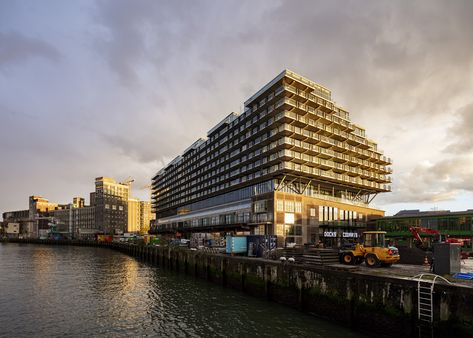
<box><xmin>285</xmin><ymin>213</ymin><xmax>295</xmax><ymax>224</ymax></box>
<box><xmin>105</xmin><ymin>204</ymin><xmax>110</xmax><ymax>209</ymax></box>
<box><xmin>276</xmin><ymin>200</ymin><xmax>284</xmax><ymax>212</ymax></box>
<box><xmin>319</xmin><ymin>206</ymin><xmax>324</xmax><ymax>222</ymax></box>
<box><xmin>310</xmin><ymin>208</ymin><xmax>316</xmax><ymax>217</ymax></box>
<box><xmin>254</xmin><ymin>200</ymin><xmax>267</xmax><ymax>213</ymax></box>
<box><xmin>285</xmin><ymin>200</ymin><xmax>294</xmax><ymax>212</ymax></box>
<box><xmin>276</xmin><ymin>224</ymin><xmax>284</xmax><ymax>236</ymax></box>
<box><xmin>295</xmin><ymin>202</ymin><xmax>302</xmax><ymax>213</ymax></box>
<box><xmin>118</xmin><ymin>206</ymin><xmax>123</xmax><ymax>211</ymax></box>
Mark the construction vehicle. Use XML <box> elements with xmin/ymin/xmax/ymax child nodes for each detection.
<box><xmin>408</xmin><ymin>227</ymin><xmax>442</xmax><ymax>249</ymax></box>
<box><xmin>409</xmin><ymin>226</ymin><xmax>470</xmax><ymax>259</ymax></box>
<box><xmin>409</xmin><ymin>226</ymin><xmax>470</xmax><ymax>248</ymax></box>
<box><xmin>339</xmin><ymin>231</ymin><xmax>400</xmax><ymax>267</ymax></box>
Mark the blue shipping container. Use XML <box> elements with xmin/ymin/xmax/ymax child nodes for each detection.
<box><xmin>226</xmin><ymin>236</ymin><xmax>248</xmax><ymax>254</ymax></box>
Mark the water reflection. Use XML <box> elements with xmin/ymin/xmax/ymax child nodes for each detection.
<box><xmin>0</xmin><ymin>243</ymin><xmax>363</xmax><ymax>337</ymax></box>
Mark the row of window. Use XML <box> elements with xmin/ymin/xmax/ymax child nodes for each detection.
<box><xmin>318</xmin><ymin>206</ymin><xmax>364</xmax><ymax>222</ymax></box>
<box><xmin>156</xmin><ymin>124</ymin><xmax>277</xmax><ymax>207</ymax></box>
<box><xmin>282</xmin><ymin>149</ymin><xmax>389</xmax><ymax>181</ymax></box>
<box><xmin>378</xmin><ymin>217</ymin><xmax>473</xmax><ymax>233</ymax></box>
<box><xmin>274</xmin><ymin>200</ymin><xmax>365</xmax><ymax>221</ymax></box>
<box><xmin>167</xmin><ymin>181</ymin><xmax>274</xmax><ymax>217</ymax></box>
<box><xmin>276</xmin><ymin>224</ymin><xmax>303</xmax><ymax>237</ymax></box>
<box><xmin>275</xmin><ymin>200</ymin><xmax>302</xmax><ymax>213</ymax></box>
<box><xmin>104</xmin><ymin>204</ymin><xmax>124</xmax><ymax>211</ymax></box>
<box><xmin>153</xmin><ymin>84</ymin><xmax>291</xmax><ymax>210</ymax></box>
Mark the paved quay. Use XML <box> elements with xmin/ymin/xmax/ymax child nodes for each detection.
<box><xmin>322</xmin><ymin>258</ymin><xmax>473</xmax><ymax>287</ymax></box>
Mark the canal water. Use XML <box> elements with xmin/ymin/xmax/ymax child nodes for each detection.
<box><xmin>0</xmin><ymin>243</ymin><xmax>365</xmax><ymax>337</ymax></box>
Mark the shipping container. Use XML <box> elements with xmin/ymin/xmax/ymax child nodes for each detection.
<box><xmin>226</xmin><ymin>236</ymin><xmax>248</xmax><ymax>254</ymax></box>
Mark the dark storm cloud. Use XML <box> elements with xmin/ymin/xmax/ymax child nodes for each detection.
<box><xmin>257</xmin><ymin>0</ymin><xmax>473</xmax><ymax>119</ymax></box>
<box><xmin>93</xmin><ymin>0</ymin><xmax>201</xmax><ymax>86</ymax></box>
<box><xmin>0</xmin><ymin>31</ymin><xmax>61</xmax><ymax>68</ymax></box>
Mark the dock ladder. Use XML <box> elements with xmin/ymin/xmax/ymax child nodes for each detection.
<box><xmin>411</xmin><ymin>273</ymin><xmax>452</xmax><ymax>338</ymax></box>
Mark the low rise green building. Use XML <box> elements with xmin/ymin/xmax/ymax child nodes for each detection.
<box><xmin>376</xmin><ymin>209</ymin><xmax>473</xmax><ymax>248</ymax></box>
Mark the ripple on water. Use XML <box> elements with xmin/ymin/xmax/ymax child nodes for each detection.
<box><xmin>0</xmin><ymin>244</ymin><xmax>363</xmax><ymax>338</ymax></box>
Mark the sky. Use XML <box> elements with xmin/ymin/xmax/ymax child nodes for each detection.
<box><xmin>1</xmin><ymin>0</ymin><xmax>473</xmax><ymax>218</ymax></box>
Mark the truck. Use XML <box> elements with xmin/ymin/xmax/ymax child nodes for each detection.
<box><xmin>339</xmin><ymin>231</ymin><xmax>400</xmax><ymax>268</ymax></box>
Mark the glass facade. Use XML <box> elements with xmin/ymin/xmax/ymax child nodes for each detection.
<box><xmin>377</xmin><ymin>211</ymin><xmax>473</xmax><ymax>236</ymax></box>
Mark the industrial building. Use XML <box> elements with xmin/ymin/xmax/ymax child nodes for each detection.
<box><xmin>152</xmin><ymin>70</ymin><xmax>392</xmax><ymax>246</ymax></box>
<box><xmin>2</xmin><ymin>177</ymin><xmax>153</xmax><ymax>238</ymax></box>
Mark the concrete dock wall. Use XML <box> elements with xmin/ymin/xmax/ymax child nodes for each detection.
<box><xmin>3</xmin><ymin>239</ymin><xmax>473</xmax><ymax>337</ymax></box>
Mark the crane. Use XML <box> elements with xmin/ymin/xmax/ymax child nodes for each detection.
<box><xmin>120</xmin><ymin>176</ymin><xmax>135</xmax><ymax>186</ymax></box>
<box><xmin>409</xmin><ymin>226</ymin><xmax>469</xmax><ymax>248</ymax></box>
<box><xmin>409</xmin><ymin>227</ymin><xmax>443</xmax><ymax>247</ymax></box>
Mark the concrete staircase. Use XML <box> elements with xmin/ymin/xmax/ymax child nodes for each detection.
<box><xmin>300</xmin><ymin>249</ymin><xmax>340</xmax><ymax>266</ymax></box>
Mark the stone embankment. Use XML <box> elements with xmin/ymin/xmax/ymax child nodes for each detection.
<box><xmin>3</xmin><ymin>238</ymin><xmax>472</xmax><ymax>338</ymax></box>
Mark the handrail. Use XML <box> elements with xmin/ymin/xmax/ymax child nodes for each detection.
<box><xmin>410</xmin><ymin>273</ymin><xmax>453</xmax><ymax>285</ymax></box>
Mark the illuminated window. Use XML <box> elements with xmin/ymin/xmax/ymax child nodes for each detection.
<box><xmin>310</xmin><ymin>208</ymin><xmax>316</xmax><ymax>217</ymax></box>
<box><xmin>285</xmin><ymin>200</ymin><xmax>294</xmax><ymax>212</ymax></box>
<box><xmin>276</xmin><ymin>200</ymin><xmax>284</xmax><ymax>212</ymax></box>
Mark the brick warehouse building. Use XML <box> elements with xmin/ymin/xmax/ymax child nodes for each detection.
<box><xmin>151</xmin><ymin>70</ymin><xmax>392</xmax><ymax>246</ymax></box>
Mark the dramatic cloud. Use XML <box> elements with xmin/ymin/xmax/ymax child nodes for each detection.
<box><xmin>0</xmin><ymin>31</ymin><xmax>61</xmax><ymax>69</ymax></box>
<box><xmin>1</xmin><ymin>0</ymin><xmax>473</xmax><ymax>216</ymax></box>
<box><xmin>445</xmin><ymin>102</ymin><xmax>473</xmax><ymax>154</ymax></box>
<box><xmin>379</xmin><ymin>100</ymin><xmax>473</xmax><ymax>205</ymax></box>
<box><xmin>384</xmin><ymin>156</ymin><xmax>473</xmax><ymax>203</ymax></box>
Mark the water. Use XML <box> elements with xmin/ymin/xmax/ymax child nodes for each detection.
<box><xmin>0</xmin><ymin>243</ymin><xmax>364</xmax><ymax>337</ymax></box>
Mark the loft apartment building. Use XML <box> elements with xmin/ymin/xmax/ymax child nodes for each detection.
<box><xmin>152</xmin><ymin>70</ymin><xmax>392</xmax><ymax>246</ymax></box>
<box><xmin>94</xmin><ymin>177</ymin><xmax>130</xmax><ymax>234</ymax></box>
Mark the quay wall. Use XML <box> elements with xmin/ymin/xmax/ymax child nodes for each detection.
<box><xmin>3</xmin><ymin>238</ymin><xmax>473</xmax><ymax>338</ymax></box>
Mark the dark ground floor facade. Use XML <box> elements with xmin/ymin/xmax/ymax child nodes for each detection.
<box><xmin>153</xmin><ymin>189</ymin><xmax>385</xmax><ymax>248</ymax></box>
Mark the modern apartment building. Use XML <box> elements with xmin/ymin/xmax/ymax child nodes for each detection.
<box><xmin>127</xmin><ymin>197</ymin><xmax>141</xmax><ymax>233</ymax></box>
<box><xmin>140</xmin><ymin>201</ymin><xmax>154</xmax><ymax>234</ymax></box>
<box><xmin>127</xmin><ymin>198</ymin><xmax>154</xmax><ymax>234</ymax></box>
<box><xmin>152</xmin><ymin>70</ymin><xmax>392</xmax><ymax>246</ymax></box>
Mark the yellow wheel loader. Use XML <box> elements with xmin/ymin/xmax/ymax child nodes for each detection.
<box><xmin>339</xmin><ymin>231</ymin><xmax>400</xmax><ymax>268</ymax></box>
